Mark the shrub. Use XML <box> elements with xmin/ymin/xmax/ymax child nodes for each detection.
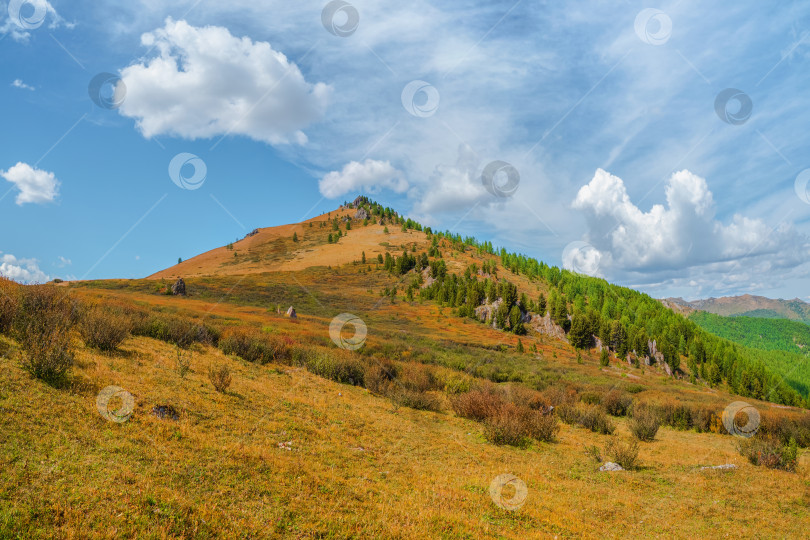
<box><xmin>555</xmin><ymin>402</ymin><xmax>580</xmax><ymax>424</ymax></box>
<box><xmin>504</xmin><ymin>383</ymin><xmax>548</xmax><ymax>410</ymax></box>
<box><xmin>0</xmin><ymin>277</ymin><xmax>19</xmax><ymax>334</ymax></box>
<box><xmin>580</xmin><ymin>391</ymin><xmax>601</xmax><ymax>405</ymax></box>
<box><xmin>175</xmin><ymin>347</ymin><xmax>191</xmax><ymax>378</ymax></box>
<box><xmin>364</xmin><ymin>360</ymin><xmax>399</xmax><ymax>394</ymax></box>
<box><xmin>604</xmin><ymin>438</ymin><xmax>639</xmax><ymax>469</ymax></box>
<box><xmin>541</xmin><ymin>384</ymin><xmax>577</xmax><ymax>407</ymax></box>
<box><xmin>524</xmin><ymin>410</ymin><xmax>560</xmax><ymax>442</ymax></box>
<box><xmin>584</xmin><ymin>444</ymin><xmax>602</xmax><ymax>463</ymax></box>
<box><xmin>391</xmin><ymin>388</ymin><xmax>443</xmax><ymax>412</ymax></box>
<box><xmin>398</xmin><ymin>363</ymin><xmax>440</xmax><ymax>393</ymax></box>
<box><xmin>483</xmin><ymin>403</ymin><xmax>559</xmax><ymax>446</ymax></box>
<box><xmin>208</xmin><ymin>364</ymin><xmax>232</xmax><ymax>393</ymax></box>
<box><xmin>301</xmin><ymin>351</ymin><xmax>365</xmax><ymax>386</ymax></box>
<box><xmin>578</xmin><ymin>404</ymin><xmax>615</xmax><ymax>435</ymax></box>
<box><xmin>657</xmin><ymin>401</ymin><xmax>692</xmax><ymax>430</ymax></box>
<box><xmin>737</xmin><ymin>435</ymin><xmax>798</xmax><ymax>471</ymax></box>
<box><xmin>12</xmin><ymin>285</ymin><xmax>75</xmax><ymax>384</ymax></box>
<box><xmin>628</xmin><ymin>405</ymin><xmax>661</xmax><ymax>442</ymax></box>
<box><xmin>451</xmin><ymin>387</ymin><xmax>505</xmax><ymax>421</ymax></box>
<box><xmin>218</xmin><ymin>327</ymin><xmax>291</xmax><ymax>364</ymax></box>
<box><xmin>78</xmin><ymin>305</ymin><xmax>133</xmax><ymax>351</ymax></box>
<box><xmin>132</xmin><ymin>313</ymin><xmax>219</xmax><ymax>349</ymax></box>
<box><xmin>603</xmin><ymin>389</ymin><xmax>632</xmax><ymax>417</ymax></box>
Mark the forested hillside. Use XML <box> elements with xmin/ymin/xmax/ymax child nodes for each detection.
<box><xmin>689</xmin><ymin>311</ymin><xmax>810</xmax><ymax>396</ymax></box>
<box><xmin>348</xmin><ymin>197</ymin><xmax>806</xmax><ymax>407</ymax></box>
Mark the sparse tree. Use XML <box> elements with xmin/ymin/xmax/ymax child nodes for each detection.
<box><xmin>600</xmin><ymin>347</ymin><xmax>610</xmax><ymax>367</ymax></box>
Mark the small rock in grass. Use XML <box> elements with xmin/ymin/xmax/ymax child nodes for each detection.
<box><xmin>700</xmin><ymin>464</ymin><xmax>737</xmax><ymax>471</ymax></box>
<box><xmin>599</xmin><ymin>462</ymin><xmax>624</xmax><ymax>472</ymax></box>
<box><xmin>151</xmin><ymin>405</ymin><xmax>179</xmax><ymax>421</ymax></box>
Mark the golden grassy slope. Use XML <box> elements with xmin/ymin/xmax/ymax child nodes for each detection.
<box><xmin>1</xmin><ymin>333</ymin><xmax>809</xmax><ymax>538</ymax></box>
<box><xmin>148</xmin><ymin>206</ymin><xmax>436</xmax><ymax>280</ymax></box>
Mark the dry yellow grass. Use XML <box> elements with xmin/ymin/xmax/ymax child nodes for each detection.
<box><xmin>2</xmin><ymin>333</ymin><xmax>809</xmax><ymax>538</ymax></box>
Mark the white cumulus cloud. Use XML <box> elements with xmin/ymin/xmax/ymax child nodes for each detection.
<box><xmin>0</xmin><ymin>253</ymin><xmax>49</xmax><ymax>283</ymax></box>
<box><xmin>1</xmin><ymin>162</ymin><xmax>59</xmax><ymax>205</ymax></box>
<box><xmin>319</xmin><ymin>159</ymin><xmax>407</xmax><ymax>199</ymax></box>
<box><xmin>118</xmin><ymin>19</ymin><xmax>330</xmax><ymax>146</ymax></box>
<box><xmin>571</xmin><ymin>168</ymin><xmax>810</xmax><ymax>294</ymax></box>
<box><xmin>11</xmin><ymin>79</ymin><xmax>34</xmax><ymax>91</ymax></box>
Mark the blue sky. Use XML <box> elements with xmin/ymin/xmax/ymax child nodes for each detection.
<box><xmin>1</xmin><ymin>0</ymin><xmax>809</xmax><ymax>301</ymax></box>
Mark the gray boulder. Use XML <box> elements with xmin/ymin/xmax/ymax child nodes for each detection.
<box><xmin>171</xmin><ymin>278</ymin><xmax>186</xmax><ymax>296</ymax></box>
<box><xmin>599</xmin><ymin>462</ymin><xmax>624</xmax><ymax>472</ymax></box>
<box><xmin>286</xmin><ymin>306</ymin><xmax>297</xmax><ymax>319</ymax></box>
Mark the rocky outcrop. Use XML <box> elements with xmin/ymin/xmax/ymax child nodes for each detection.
<box><xmin>171</xmin><ymin>278</ymin><xmax>186</xmax><ymax>296</ymax></box>
<box><xmin>474</xmin><ymin>299</ymin><xmax>502</xmax><ymax>328</ymax></box>
<box><xmin>354</xmin><ymin>207</ymin><xmax>370</xmax><ymax>220</ymax></box>
<box><xmin>286</xmin><ymin>306</ymin><xmax>297</xmax><ymax>319</ymax></box>
<box><xmin>529</xmin><ymin>313</ymin><xmax>568</xmax><ymax>343</ymax></box>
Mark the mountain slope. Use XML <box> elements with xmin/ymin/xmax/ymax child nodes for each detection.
<box><xmin>665</xmin><ymin>294</ymin><xmax>810</xmax><ymax>323</ymax></box>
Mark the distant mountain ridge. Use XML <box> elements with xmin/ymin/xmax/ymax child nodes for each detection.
<box><xmin>662</xmin><ymin>294</ymin><xmax>810</xmax><ymax>323</ymax></box>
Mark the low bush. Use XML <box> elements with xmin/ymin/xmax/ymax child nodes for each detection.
<box><xmin>602</xmin><ymin>389</ymin><xmax>632</xmax><ymax>417</ymax></box>
<box><xmin>580</xmin><ymin>391</ymin><xmax>601</xmax><ymax>405</ymax></box>
<box><xmin>624</xmin><ymin>384</ymin><xmax>646</xmax><ymax>394</ymax></box>
<box><xmin>13</xmin><ymin>285</ymin><xmax>75</xmax><ymax>384</ymax></box>
<box><xmin>604</xmin><ymin>438</ymin><xmax>640</xmax><ymax>469</ymax></box>
<box><xmin>584</xmin><ymin>444</ymin><xmax>602</xmax><ymax>463</ymax></box>
<box><xmin>737</xmin><ymin>435</ymin><xmax>798</xmax><ymax>471</ymax></box>
<box><xmin>208</xmin><ymin>364</ymin><xmax>232</xmax><ymax>393</ymax></box>
<box><xmin>451</xmin><ymin>387</ymin><xmax>505</xmax><ymax>421</ymax></box>
<box><xmin>657</xmin><ymin>400</ymin><xmax>692</xmax><ymax>431</ymax></box>
<box><xmin>628</xmin><ymin>405</ymin><xmax>661</xmax><ymax>441</ymax></box>
<box><xmin>132</xmin><ymin>313</ymin><xmax>219</xmax><ymax>349</ymax></box>
<box><xmin>218</xmin><ymin>327</ymin><xmax>292</xmax><ymax>365</ymax></box>
<box><xmin>577</xmin><ymin>404</ymin><xmax>615</xmax><ymax>435</ymax></box>
<box><xmin>484</xmin><ymin>404</ymin><xmax>533</xmax><ymax>447</ymax></box>
<box><xmin>541</xmin><ymin>384</ymin><xmax>577</xmax><ymax>407</ymax></box>
<box><xmin>0</xmin><ymin>277</ymin><xmax>19</xmax><ymax>334</ymax></box>
<box><xmin>78</xmin><ymin>305</ymin><xmax>133</xmax><ymax>351</ymax></box>
<box><xmin>391</xmin><ymin>388</ymin><xmax>443</xmax><ymax>412</ymax></box>
<box><xmin>398</xmin><ymin>363</ymin><xmax>441</xmax><ymax>393</ymax></box>
<box><xmin>504</xmin><ymin>383</ymin><xmax>548</xmax><ymax>410</ymax></box>
<box><xmin>483</xmin><ymin>403</ymin><xmax>559</xmax><ymax>446</ymax></box>
<box><xmin>363</xmin><ymin>360</ymin><xmax>399</xmax><ymax>395</ymax></box>
<box><xmin>301</xmin><ymin>351</ymin><xmax>365</xmax><ymax>386</ymax></box>
<box><xmin>555</xmin><ymin>402</ymin><xmax>580</xmax><ymax>425</ymax></box>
